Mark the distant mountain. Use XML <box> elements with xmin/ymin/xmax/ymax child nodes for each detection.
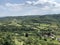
<box><xmin>0</xmin><ymin>14</ymin><xmax>60</xmax><ymax>34</ymax></box>
<box><xmin>0</xmin><ymin>14</ymin><xmax>60</xmax><ymax>24</ymax></box>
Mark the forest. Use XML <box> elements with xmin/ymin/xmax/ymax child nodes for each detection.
<box><xmin>0</xmin><ymin>14</ymin><xmax>60</xmax><ymax>45</ymax></box>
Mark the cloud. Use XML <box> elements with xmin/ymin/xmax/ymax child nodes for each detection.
<box><xmin>26</xmin><ymin>1</ymin><xmax>32</xmax><ymax>5</ymax></box>
<box><xmin>0</xmin><ymin>0</ymin><xmax>60</xmax><ymax>16</ymax></box>
<box><xmin>6</xmin><ymin>3</ymin><xmax>24</xmax><ymax>11</ymax></box>
<box><xmin>4</xmin><ymin>3</ymin><xmax>25</xmax><ymax>11</ymax></box>
<box><xmin>25</xmin><ymin>0</ymin><xmax>60</xmax><ymax>15</ymax></box>
<box><xmin>1</xmin><ymin>0</ymin><xmax>60</xmax><ymax>12</ymax></box>
<box><xmin>26</xmin><ymin>0</ymin><xmax>60</xmax><ymax>9</ymax></box>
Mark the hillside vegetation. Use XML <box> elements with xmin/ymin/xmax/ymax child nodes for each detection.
<box><xmin>0</xmin><ymin>14</ymin><xmax>60</xmax><ymax>45</ymax></box>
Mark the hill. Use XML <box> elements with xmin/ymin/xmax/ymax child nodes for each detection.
<box><xmin>0</xmin><ymin>14</ymin><xmax>60</xmax><ymax>45</ymax></box>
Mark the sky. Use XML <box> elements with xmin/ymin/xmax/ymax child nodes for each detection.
<box><xmin>0</xmin><ymin>0</ymin><xmax>60</xmax><ymax>17</ymax></box>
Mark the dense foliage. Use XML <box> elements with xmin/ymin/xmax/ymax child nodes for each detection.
<box><xmin>0</xmin><ymin>14</ymin><xmax>60</xmax><ymax>45</ymax></box>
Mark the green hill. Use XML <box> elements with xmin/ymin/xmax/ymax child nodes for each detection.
<box><xmin>0</xmin><ymin>14</ymin><xmax>60</xmax><ymax>45</ymax></box>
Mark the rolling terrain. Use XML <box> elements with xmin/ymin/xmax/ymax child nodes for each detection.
<box><xmin>0</xmin><ymin>14</ymin><xmax>60</xmax><ymax>45</ymax></box>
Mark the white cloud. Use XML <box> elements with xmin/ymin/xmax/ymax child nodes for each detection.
<box><xmin>26</xmin><ymin>0</ymin><xmax>54</xmax><ymax>5</ymax></box>
<box><xmin>26</xmin><ymin>0</ymin><xmax>60</xmax><ymax>9</ymax></box>
<box><xmin>0</xmin><ymin>0</ymin><xmax>60</xmax><ymax>16</ymax></box>
<box><xmin>41</xmin><ymin>6</ymin><xmax>50</xmax><ymax>10</ymax></box>
<box><xmin>5</xmin><ymin>3</ymin><xmax>25</xmax><ymax>11</ymax></box>
<box><xmin>1</xmin><ymin>0</ymin><xmax>60</xmax><ymax>12</ymax></box>
<box><xmin>34</xmin><ymin>0</ymin><xmax>48</xmax><ymax>4</ymax></box>
<box><xmin>26</xmin><ymin>1</ymin><xmax>32</xmax><ymax>5</ymax></box>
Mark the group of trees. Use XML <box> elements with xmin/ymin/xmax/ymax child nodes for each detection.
<box><xmin>0</xmin><ymin>14</ymin><xmax>60</xmax><ymax>45</ymax></box>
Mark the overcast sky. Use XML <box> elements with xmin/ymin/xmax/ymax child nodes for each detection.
<box><xmin>0</xmin><ymin>0</ymin><xmax>60</xmax><ymax>17</ymax></box>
